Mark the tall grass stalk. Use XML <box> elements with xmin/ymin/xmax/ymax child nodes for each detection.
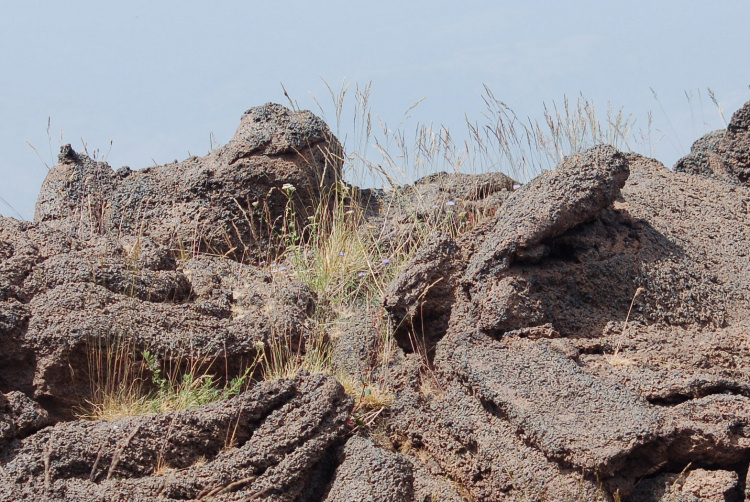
<box><xmin>79</xmin><ymin>333</ymin><xmax>258</xmax><ymax>420</ymax></box>
<box><xmin>81</xmin><ymin>82</ymin><xmax>645</xmax><ymax>421</ymax></box>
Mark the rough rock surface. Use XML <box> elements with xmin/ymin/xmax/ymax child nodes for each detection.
<box><xmin>324</xmin><ymin>436</ymin><xmax>414</xmax><ymax>502</ymax></box>
<box><xmin>0</xmin><ymin>391</ymin><xmax>49</xmax><ymax>448</ymax></box>
<box><xmin>630</xmin><ymin>468</ymin><xmax>740</xmax><ymax>502</ymax></box>
<box><xmin>5</xmin><ymin>228</ymin><xmax>314</xmax><ymax>419</ymax></box>
<box><xmin>381</xmin><ymin>103</ymin><xmax>750</xmax><ymax>501</ymax></box>
<box><xmin>34</xmin><ymin>103</ymin><xmax>342</xmax><ymax>262</ymax></box>
<box><xmin>5</xmin><ymin>101</ymin><xmax>750</xmax><ymax>501</ymax></box>
<box><xmin>675</xmin><ymin>100</ymin><xmax>750</xmax><ymax>185</ymax></box>
<box><xmin>0</xmin><ymin>373</ymin><xmax>352</xmax><ymax>501</ymax></box>
<box><xmin>360</xmin><ymin>170</ymin><xmax>517</xmax><ymax>261</ymax></box>
<box><xmin>329</xmin><ymin>308</ymin><xmax>388</xmax><ymax>382</ymax></box>
<box><xmin>386</xmin><ymin>355</ymin><xmax>608</xmax><ymax>500</ymax></box>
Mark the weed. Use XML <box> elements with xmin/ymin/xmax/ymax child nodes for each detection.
<box><xmin>258</xmin><ymin>328</ymin><xmax>331</xmax><ymax>382</ymax></box>
<box><xmin>78</xmin><ymin>333</ymin><xmax>259</xmax><ymax>420</ymax></box>
<box><xmin>77</xmin><ymin>82</ymin><xmax>658</xmax><ymax>430</ymax></box>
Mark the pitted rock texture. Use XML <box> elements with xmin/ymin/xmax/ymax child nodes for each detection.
<box><xmin>437</xmin><ymin>332</ymin><xmax>663</xmax><ymax>478</ymax></box>
<box><xmin>675</xmin><ymin>100</ymin><xmax>750</xmax><ymax>185</ymax></box>
<box><xmin>34</xmin><ymin>103</ymin><xmax>342</xmax><ymax>262</ymax></box>
<box><xmin>385</xmin><ymin>355</ymin><xmax>608</xmax><ymax>501</ymax></box>
<box><xmin>324</xmin><ymin>436</ymin><xmax>414</xmax><ymax>502</ymax></box>
<box><xmin>381</xmin><ymin>103</ymin><xmax>750</xmax><ymax>501</ymax></box>
<box><xmin>4</xmin><ymin>101</ymin><xmax>750</xmax><ymax>501</ymax></box>
<box><xmin>0</xmin><ymin>391</ymin><xmax>49</xmax><ymax>448</ymax></box>
<box><xmin>359</xmin><ymin>170</ymin><xmax>518</xmax><ymax>262</ymax></box>
<box><xmin>329</xmin><ymin>308</ymin><xmax>390</xmax><ymax>382</ymax></box>
<box><xmin>630</xmin><ymin>468</ymin><xmax>740</xmax><ymax>502</ymax></box>
<box><xmin>0</xmin><ymin>373</ymin><xmax>352</xmax><ymax>501</ymax></box>
<box><xmin>382</xmin><ymin>231</ymin><xmax>464</xmax><ymax>353</ymax></box>
<box><xmin>0</xmin><ymin>216</ymin><xmax>315</xmax><ymax>420</ymax></box>
<box><xmin>463</xmin><ymin>144</ymin><xmax>629</xmax><ymax>284</ymax></box>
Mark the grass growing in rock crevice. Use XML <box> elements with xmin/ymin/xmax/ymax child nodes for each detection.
<box><xmin>253</xmin><ymin>82</ymin><xmax>639</xmax><ymax>410</ymax></box>
<box><xmin>78</xmin><ymin>333</ymin><xmax>259</xmax><ymax>421</ymax></box>
<box><xmin>80</xmin><ymin>81</ymin><xmax>644</xmax><ymax>421</ymax></box>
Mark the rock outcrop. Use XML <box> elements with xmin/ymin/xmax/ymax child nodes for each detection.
<box><xmin>675</xmin><ymin>100</ymin><xmax>750</xmax><ymax>185</ymax></box>
<box><xmin>0</xmin><ymin>373</ymin><xmax>352</xmax><ymax>501</ymax></box>
<box><xmin>381</xmin><ymin>104</ymin><xmax>750</xmax><ymax>500</ymax></box>
<box><xmin>3</xmin><ymin>100</ymin><xmax>750</xmax><ymax>501</ymax></box>
<box><xmin>35</xmin><ymin>103</ymin><xmax>342</xmax><ymax>262</ymax></box>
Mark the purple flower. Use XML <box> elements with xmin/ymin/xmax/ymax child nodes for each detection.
<box><xmin>381</xmin><ymin>258</ymin><xmax>390</xmax><ymax>265</ymax></box>
<box><xmin>357</xmin><ymin>272</ymin><xmax>366</xmax><ymax>277</ymax></box>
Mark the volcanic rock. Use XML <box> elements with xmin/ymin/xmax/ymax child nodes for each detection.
<box><xmin>675</xmin><ymin>100</ymin><xmax>750</xmax><ymax>185</ymax></box>
<box><xmin>0</xmin><ymin>373</ymin><xmax>352</xmax><ymax>501</ymax></box>
<box><xmin>381</xmin><ymin>105</ymin><xmax>750</xmax><ymax>499</ymax></box>
<box><xmin>34</xmin><ymin>103</ymin><xmax>342</xmax><ymax>262</ymax></box>
<box><xmin>4</xmin><ymin>100</ymin><xmax>750</xmax><ymax>501</ymax></box>
<box><xmin>324</xmin><ymin>436</ymin><xmax>414</xmax><ymax>502</ymax></box>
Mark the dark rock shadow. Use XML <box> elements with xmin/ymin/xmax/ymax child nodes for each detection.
<box><xmin>476</xmin><ymin>206</ymin><xmax>727</xmax><ymax>341</ymax></box>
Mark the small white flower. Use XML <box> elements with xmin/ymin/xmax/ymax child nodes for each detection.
<box><xmin>259</xmin><ymin>260</ymin><xmax>266</xmax><ymax>266</ymax></box>
<box><xmin>281</xmin><ymin>183</ymin><xmax>296</xmax><ymax>191</ymax></box>
<box><xmin>446</xmin><ymin>200</ymin><xmax>456</xmax><ymax>206</ymax></box>
<box><xmin>357</xmin><ymin>272</ymin><xmax>366</xmax><ymax>277</ymax></box>
<box><xmin>345</xmin><ymin>209</ymin><xmax>355</xmax><ymax>214</ymax></box>
<box><xmin>251</xmin><ymin>201</ymin><xmax>259</xmax><ymax>208</ymax></box>
<box><xmin>513</xmin><ymin>184</ymin><xmax>522</xmax><ymax>190</ymax></box>
<box><xmin>381</xmin><ymin>258</ymin><xmax>390</xmax><ymax>265</ymax></box>
<box><xmin>280</xmin><ymin>266</ymin><xmax>287</xmax><ymax>271</ymax></box>
<box><xmin>338</xmin><ymin>251</ymin><xmax>346</xmax><ymax>257</ymax></box>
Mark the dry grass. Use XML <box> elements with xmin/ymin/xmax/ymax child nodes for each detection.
<box><xmin>338</xmin><ymin>374</ymin><xmax>394</xmax><ymax>410</ymax></box>
<box><xmin>609</xmin><ymin>287</ymin><xmax>645</xmax><ymax>366</ymax></box>
<box><xmin>80</xmin><ymin>81</ymin><xmax>639</xmax><ymax>430</ymax></box>
<box><xmin>78</xmin><ymin>333</ymin><xmax>258</xmax><ymax>420</ymax></box>
<box><xmin>243</xmin><ymin>81</ymin><xmax>641</xmax><ymax>419</ymax></box>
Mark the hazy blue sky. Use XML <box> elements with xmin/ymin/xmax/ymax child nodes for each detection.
<box><xmin>1</xmin><ymin>1</ymin><xmax>749</xmax><ymax>218</ymax></box>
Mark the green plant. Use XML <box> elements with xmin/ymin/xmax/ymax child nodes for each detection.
<box><xmin>141</xmin><ymin>350</ymin><xmax>252</xmax><ymax>413</ymax></box>
<box><xmin>78</xmin><ymin>335</ymin><xmax>259</xmax><ymax>420</ymax></box>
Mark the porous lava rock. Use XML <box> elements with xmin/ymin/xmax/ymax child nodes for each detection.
<box><xmin>0</xmin><ymin>373</ymin><xmax>352</xmax><ymax>501</ymax></box>
<box><xmin>324</xmin><ymin>436</ymin><xmax>414</xmax><ymax>502</ymax></box>
<box><xmin>381</xmin><ymin>102</ymin><xmax>750</xmax><ymax>500</ymax></box>
<box><xmin>675</xmin><ymin>100</ymin><xmax>750</xmax><ymax>185</ymax></box>
<box><xmin>360</xmin><ymin>170</ymin><xmax>517</xmax><ymax>262</ymax></box>
<box><xmin>0</xmin><ymin>213</ymin><xmax>318</xmax><ymax>421</ymax></box>
<box><xmin>0</xmin><ymin>391</ymin><xmax>49</xmax><ymax>448</ymax></box>
<box><xmin>629</xmin><ymin>468</ymin><xmax>740</xmax><ymax>502</ymax></box>
<box><xmin>5</xmin><ymin>100</ymin><xmax>750</xmax><ymax>501</ymax></box>
<box><xmin>34</xmin><ymin>103</ymin><xmax>343</xmax><ymax>262</ymax></box>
